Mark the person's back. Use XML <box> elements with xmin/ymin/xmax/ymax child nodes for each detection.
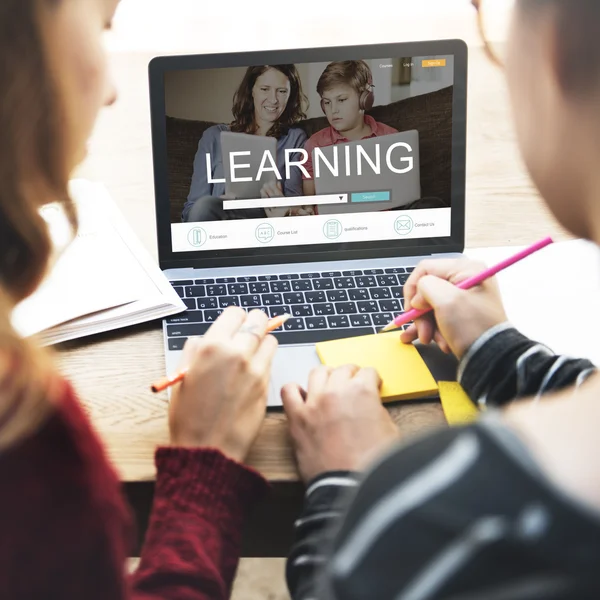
<box><xmin>0</xmin><ymin>1</ymin><xmax>281</xmax><ymax>598</ymax></box>
<box><xmin>282</xmin><ymin>1</ymin><xmax>600</xmax><ymax>597</ymax></box>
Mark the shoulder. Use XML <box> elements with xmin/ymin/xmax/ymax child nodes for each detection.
<box><xmin>375</xmin><ymin>121</ymin><xmax>398</xmax><ymax>135</ymax></box>
<box><xmin>306</xmin><ymin>127</ymin><xmax>332</xmax><ymax>149</ymax></box>
<box><xmin>283</xmin><ymin>126</ymin><xmax>308</xmax><ymax>144</ymax></box>
<box><xmin>0</xmin><ymin>373</ymin><xmax>128</xmax><ymax>515</ymax></box>
<box><xmin>200</xmin><ymin>124</ymin><xmax>229</xmax><ymax>144</ymax></box>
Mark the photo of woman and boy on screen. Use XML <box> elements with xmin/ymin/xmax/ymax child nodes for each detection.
<box><xmin>176</xmin><ymin>58</ymin><xmax>453</xmax><ymax>223</ymax></box>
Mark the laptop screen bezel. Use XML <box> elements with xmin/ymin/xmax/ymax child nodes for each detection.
<box><xmin>149</xmin><ymin>40</ymin><xmax>467</xmax><ymax>271</ymax></box>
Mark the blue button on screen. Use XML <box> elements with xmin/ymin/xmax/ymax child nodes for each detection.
<box><xmin>351</xmin><ymin>191</ymin><xmax>391</xmax><ymax>203</ymax></box>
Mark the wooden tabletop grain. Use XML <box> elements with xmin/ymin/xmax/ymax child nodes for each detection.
<box><xmin>59</xmin><ymin>45</ymin><xmax>569</xmax><ymax>485</ymax></box>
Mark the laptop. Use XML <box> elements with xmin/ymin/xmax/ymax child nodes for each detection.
<box><xmin>149</xmin><ymin>40</ymin><xmax>467</xmax><ymax>406</ymax></box>
<box><xmin>315</xmin><ymin>130</ymin><xmax>421</xmax><ymax>215</ymax></box>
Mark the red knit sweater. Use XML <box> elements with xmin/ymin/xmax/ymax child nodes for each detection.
<box><xmin>0</xmin><ymin>379</ymin><xmax>268</xmax><ymax>599</ymax></box>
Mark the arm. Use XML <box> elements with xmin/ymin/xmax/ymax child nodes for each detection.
<box><xmin>0</xmin><ymin>381</ymin><xmax>133</xmax><ymax>600</ymax></box>
<box><xmin>458</xmin><ymin>322</ymin><xmax>596</xmax><ymax>407</ymax></box>
<box><xmin>281</xmin><ymin>367</ymin><xmax>400</xmax><ymax>600</ymax></box>
<box><xmin>287</xmin><ymin>325</ymin><xmax>598</xmax><ymax>595</ymax></box>
<box><xmin>401</xmin><ymin>258</ymin><xmax>596</xmax><ymax>407</ymax></box>
<box><xmin>131</xmin><ymin>308</ymin><xmax>278</xmax><ymax>599</ymax></box>
<box><xmin>286</xmin><ymin>430</ymin><xmax>473</xmax><ymax>600</ymax></box>
<box><xmin>130</xmin><ymin>448</ymin><xmax>267</xmax><ymax>600</ymax></box>
<box><xmin>287</xmin><ymin>422</ymin><xmax>596</xmax><ymax>600</ymax></box>
<box><xmin>182</xmin><ymin>130</ymin><xmax>216</xmax><ymax>222</ymax></box>
<box><xmin>286</xmin><ymin>471</ymin><xmax>360</xmax><ymax>600</ymax></box>
<box><xmin>302</xmin><ymin>179</ymin><xmax>316</xmax><ymax>196</ymax></box>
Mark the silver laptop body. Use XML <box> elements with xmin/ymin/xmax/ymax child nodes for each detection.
<box><xmin>149</xmin><ymin>41</ymin><xmax>468</xmax><ymax>406</ymax></box>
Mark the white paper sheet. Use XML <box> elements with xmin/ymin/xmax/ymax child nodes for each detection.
<box><xmin>466</xmin><ymin>239</ymin><xmax>600</xmax><ymax>365</ymax></box>
<box><xmin>11</xmin><ymin>180</ymin><xmax>185</xmax><ymax>344</ymax></box>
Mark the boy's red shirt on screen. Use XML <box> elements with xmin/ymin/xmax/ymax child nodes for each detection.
<box><xmin>303</xmin><ymin>114</ymin><xmax>398</xmax><ymax>180</ymax></box>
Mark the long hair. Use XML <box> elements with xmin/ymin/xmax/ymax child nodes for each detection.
<box><xmin>230</xmin><ymin>64</ymin><xmax>308</xmax><ymax>138</ymax></box>
<box><xmin>0</xmin><ymin>0</ymin><xmax>76</xmax><ymax>448</ymax></box>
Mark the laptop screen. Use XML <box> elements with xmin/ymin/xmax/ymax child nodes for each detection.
<box><xmin>163</xmin><ymin>53</ymin><xmax>457</xmax><ymax>255</ymax></box>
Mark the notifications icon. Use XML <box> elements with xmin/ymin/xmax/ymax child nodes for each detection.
<box><xmin>394</xmin><ymin>215</ymin><xmax>413</xmax><ymax>236</ymax></box>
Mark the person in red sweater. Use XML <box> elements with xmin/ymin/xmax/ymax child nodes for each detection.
<box><xmin>0</xmin><ymin>1</ymin><xmax>277</xmax><ymax>598</ymax></box>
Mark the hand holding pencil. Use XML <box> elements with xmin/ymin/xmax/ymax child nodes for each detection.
<box><xmin>163</xmin><ymin>307</ymin><xmax>282</xmax><ymax>462</ymax></box>
<box><xmin>398</xmin><ymin>239</ymin><xmax>553</xmax><ymax>358</ymax></box>
<box><xmin>152</xmin><ymin>312</ymin><xmax>289</xmax><ymax>393</ymax></box>
<box><xmin>398</xmin><ymin>258</ymin><xmax>508</xmax><ymax>358</ymax></box>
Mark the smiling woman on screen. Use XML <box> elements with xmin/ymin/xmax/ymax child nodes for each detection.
<box><xmin>183</xmin><ymin>64</ymin><xmax>311</xmax><ymax>222</ymax></box>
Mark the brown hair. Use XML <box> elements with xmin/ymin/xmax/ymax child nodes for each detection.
<box><xmin>316</xmin><ymin>60</ymin><xmax>373</xmax><ymax>98</ymax></box>
<box><xmin>0</xmin><ymin>0</ymin><xmax>76</xmax><ymax>447</ymax></box>
<box><xmin>230</xmin><ymin>64</ymin><xmax>308</xmax><ymax>138</ymax></box>
<box><xmin>519</xmin><ymin>0</ymin><xmax>600</xmax><ymax>95</ymax></box>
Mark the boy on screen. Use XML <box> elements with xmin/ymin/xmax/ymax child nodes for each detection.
<box><xmin>302</xmin><ymin>60</ymin><xmax>398</xmax><ymax>196</ymax></box>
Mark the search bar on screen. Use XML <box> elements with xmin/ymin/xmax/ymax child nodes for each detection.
<box><xmin>223</xmin><ymin>193</ymin><xmax>348</xmax><ymax>210</ymax></box>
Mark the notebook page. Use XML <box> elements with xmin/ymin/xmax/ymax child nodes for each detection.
<box><xmin>11</xmin><ymin>192</ymin><xmax>141</xmax><ymax>337</ymax></box>
<box><xmin>12</xmin><ymin>180</ymin><xmax>184</xmax><ymax>340</ymax></box>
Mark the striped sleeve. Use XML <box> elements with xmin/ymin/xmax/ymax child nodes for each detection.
<box><xmin>286</xmin><ymin>425</ymin><xmax>600</xmax><ymax>600</ymax></box>
<box><xmin>458</xmin><ymin>323</ymin><xmax>596</xmax><ymax>408</ymax></box>
<box><xmin>286</xmin><ymin>472</ymin><xmax>360</xmax><ymax>599</ymax></box>
<box><xmin>286</xmin><ymin>325</ymin><xmax>599</xmax><ymax>600</ymax></box>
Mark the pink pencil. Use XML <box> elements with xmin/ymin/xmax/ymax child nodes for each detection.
<box><xmin>379</xmin><ymin>236</ymin><xmax>554</xmax><ymax>333</ymax></box>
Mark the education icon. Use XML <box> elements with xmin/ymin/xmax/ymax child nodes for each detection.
<box><xmin>394</xmin><ymin>215</ymin><xmax>413</xmax><ymax>236</ymax></box>
<box><xmin>187</xmin><ymin>227</ymin><xmax>207</xmax><ymax>247</ymax></box>
<box><xmin>323</xmin><ymin>219</ymin><xmax>342</xmax><ymax>240</ymax></box>
<box><xmin>255</xmin><ymin>223</ymin><xmax>275</xmax><ymax>244</ymax></box>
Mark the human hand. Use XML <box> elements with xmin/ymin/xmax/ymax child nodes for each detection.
<box><xmin>285</xmin><ymin>205</ymin><xmax>317</xmax><ymax>217</ymax></box>
<box><xmin>281</xmin><ymin>365</ymin><xmax>398</xmax><ymax>483</ymax></box>
<box><xmin>219</xmin><ymin>193</ymin><xmax>237</xmax><ymax>200</ymax></box>
<box><xmin>400</xmin><ymin>258</ymin><xmax>508</xmax><ymax>359</ymax></box>
<box><xmin>169</xmin><ymin>307</ymin><xmax>278</xmax><ymax>462</ymax></box>
<box><xmin>260</xmin><ymin>181</ymin><xmax>283</xmax><ymax>198</ymax></box>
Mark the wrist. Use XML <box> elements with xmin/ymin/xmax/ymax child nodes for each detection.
<box><xmin>170</xmin><ymin>432</ymin><xmax>247</xmax><ymax>463</ymax></box>
<box><xmin>453</xmin><ymin>318</ymin><xmax>508</xmax><ymax>360</ymax></box>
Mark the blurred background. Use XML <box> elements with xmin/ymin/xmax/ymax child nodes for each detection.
<box><xmin>106</xmin><ymin>0</ymin><xmax>483</xmax><ymax>54</ymax></box>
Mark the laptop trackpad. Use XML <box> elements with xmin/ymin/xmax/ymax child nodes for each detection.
<box><xmin>268</xmin><ymin>345</ymin><xmax>321</xmax><ymax>407</ymax></box>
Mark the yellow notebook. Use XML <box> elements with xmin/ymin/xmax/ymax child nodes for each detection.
<box><xmin>438</xmin><ymin>381</ymin><xmax>480</xmax><ymax>425</ymax></box>
<box><xmin>315</xmin><ymin>333</ymin><xmax>438</xmax><ymax>403</ymax></box>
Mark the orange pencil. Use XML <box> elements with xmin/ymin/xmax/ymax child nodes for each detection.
<box><xmin>151</xmin><ymin>313</ymin><xmax>290</xmax><ymax>393</ymax></box>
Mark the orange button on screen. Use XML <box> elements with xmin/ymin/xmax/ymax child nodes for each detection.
<box><xmin>422</xmin><ymin>59</ymin><xmax>446</xmax><ymax>68</ymax></box>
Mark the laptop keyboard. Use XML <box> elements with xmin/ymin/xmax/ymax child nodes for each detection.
<box><xmin>165</xmin><ymin>267</ymin><xmax>415</xmax><ymax>350</ymax></box>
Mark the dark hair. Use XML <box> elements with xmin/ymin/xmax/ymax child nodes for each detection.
<box><xmin>230</xmin><ymin>65</ymin><xmax>307</xmax><ymax>138</ymax></box>
<box><xmin>316</xmin><ymin>60</ymin><xmax>373</xmax><ymax>98</ymax></box>
<box><xmin>520</xmin><ymin>0</ymin><xmax>600</xmax><ymax>94</ymax></box>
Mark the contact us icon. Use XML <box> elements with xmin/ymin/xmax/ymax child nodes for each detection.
<box><xmin>394</xmin><ymin>215</ymin><xmax>413</xmax><ymax>235</ymax></box>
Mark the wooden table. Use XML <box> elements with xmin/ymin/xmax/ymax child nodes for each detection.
<box><xmin>58</xmin><ymin>45</ymin><xmax>569</xmax><ymax>556</ymax></box>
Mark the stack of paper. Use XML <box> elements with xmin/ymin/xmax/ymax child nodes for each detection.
<box><xmin>11</xmin><ymin>180</ymin><xmax>186</xmax><ymax>345</ymax></box>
